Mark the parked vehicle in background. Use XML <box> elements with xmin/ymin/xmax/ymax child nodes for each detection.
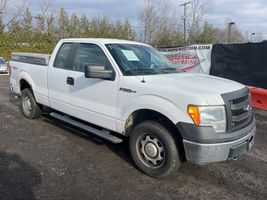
<box><xmin>0</xmin><ymin>57</ymin><xmax>8</xmax><ymax>74</ymax></box>
<box><xmin>9</xmin><ymin>39</ymin><xmax>256</xmax><ymax>177</ymax></box>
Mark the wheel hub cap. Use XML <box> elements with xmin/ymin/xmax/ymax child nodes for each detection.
<box><xmin>24</xmin><ymin>96</ymin><xmax>32</xmax><ymax>111</ymax></box>
<box><xmin>145</xmin><ymin>142</ymin><xmax>158</xmax><ymax>158</ymax></box>
<box><xmin>139</xmin><ymin>135</ymin><xmax>164</xmax><ymax>167</ymax></box>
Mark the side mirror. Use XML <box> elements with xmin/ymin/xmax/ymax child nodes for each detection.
<box><xmin>84</xmin><ymin>65</ymin><xmax>114</xmax><ymax>80</ymax></box>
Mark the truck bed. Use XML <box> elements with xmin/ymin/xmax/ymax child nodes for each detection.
<box><xmin>10</xmin><ymin>52</ymin><xmax>50</xmax><ymax>106</ymax></box>
<box><xmin>11</xmin><ymin>52</ymin><xmax>51</xmax><ymax>66</ymax></box>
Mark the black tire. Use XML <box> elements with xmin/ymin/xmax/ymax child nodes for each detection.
<box><xmin>129</xmin><ymin>120</ymin><xmax>181</xmax><ymax>178</ymax></box>
<box><xmin>20</xmin><ymin>88</ymin><xmax>41</xmax><ymax>119</ymax></box>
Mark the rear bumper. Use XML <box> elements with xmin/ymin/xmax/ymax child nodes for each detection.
<box><xmin>178</xmin><ymin>117</ymin><xmax>256</xmax><ymax>164</ymax></box>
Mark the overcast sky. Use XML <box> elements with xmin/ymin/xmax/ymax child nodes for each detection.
<box><xmin>28</xmin><ymin>0</ymin><xmax>267</xmax><ymax>39</ymax></box>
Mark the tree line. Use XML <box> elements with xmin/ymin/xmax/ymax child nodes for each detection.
<box><xmin>0</xmin><ymin>0</ymin><xmax>264</xmax><ymax>60</ymax></box>
<box><xmin>0</xmin><ymin>6</ymin><xmax>135</xmax><ymax>59</ymax></box>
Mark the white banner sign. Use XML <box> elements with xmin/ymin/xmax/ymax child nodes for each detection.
<box><xmin>160</xmin><ymin>45</ymin><xmax>213</xmax><ymax>74</ymax></box>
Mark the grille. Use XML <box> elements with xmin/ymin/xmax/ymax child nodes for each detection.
<box><xmin>232</xmin><ymin>108</ymin><xmax>246</xmax><ymax>116</ymax></box>
<box><xmin>231</xmin><ymin>95</ymin><xmax>248</xmax><ymax>104</ymax></box>
<box><xmin>221</xmin><ymin>88</ymin><xmax>253</xmax><ymax>132</ymax></box>
<box><xmin>235</xmin><ymin>117</ymin><xmax>250</xmax><ymax>127</ymax></box>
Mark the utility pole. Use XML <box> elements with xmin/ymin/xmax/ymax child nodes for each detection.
<box><xmin>180</xmin><ymin>1</ymin><xmax>191</xmax><ymax>45</ymax></box>
<box><xmin>227</xmin><ymin>22</ymin><xmax>235</xmax><ymax>44</ymax></box>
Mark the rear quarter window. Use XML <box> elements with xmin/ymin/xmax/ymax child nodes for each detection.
<box><xmin>54</xmin><ymin>43</ymin><xmax>72</xmax><ymax>69</ymax></box>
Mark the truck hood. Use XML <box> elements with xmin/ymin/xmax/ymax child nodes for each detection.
<box><xmin>144</xmin><ymin>73</ymin><xmax>244</xmax><ymax>94</ymax></box>
<box><xmin>132</xmin><ymin>73</ymin><xmax>245</xmax><ymax>106</ymax></box>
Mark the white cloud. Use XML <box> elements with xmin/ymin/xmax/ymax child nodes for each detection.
<box><xmin>208</xmin><ymin>0</ymin><xmax>267</xmax><ymax>38</ymax></box>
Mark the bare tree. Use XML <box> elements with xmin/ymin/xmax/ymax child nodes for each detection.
<box><xmin>0</xmin><ymin>0</ymin><xmax>27</xmax><ymax>29</ymax></box>
<box><xmin>186</xmin><ymin>0</ymin><xmax>214</xmax><ymax>41</ymax></box>
<box><xmin>34</xmin><ymin>0</ymin><xmax>58</xmax><ymax>43</ymax></box>
<box><xmin>252</xmin><ymin>32</ymin><xmax>263</xmax><ymax>43</ymax></box>
<box><xmin>0</xmin><ymin>0</ymin><xmax>7</xmax><ymax>14</ymax></box>
<box><xmin>0</xmin><ymin>0</ymin><xmax>8</xmax><ymax>28</ymax></box>
<box><xmin>214</xmin><ymin>21</ymin><xmax>246</xmax><ymax>44</ymax></box>
<box><xmin>138</xmin><ymin>0</ymin><xmax>170</xmax><ymax>44</ymax></box>
<box><xmin>190</xmin><ymin>0</ymin><xmax>213</xmax><ymax>27</ymax></box>
<box><xmin>34</xmin><ymin>0</ymin><xmax>55</xmax><ymax>32</ymax></box>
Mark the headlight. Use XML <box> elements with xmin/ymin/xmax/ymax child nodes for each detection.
<box><xmin>187</xmin><ymin>105</ymin><xmax>226</xmax><ymax>133</ymax></box>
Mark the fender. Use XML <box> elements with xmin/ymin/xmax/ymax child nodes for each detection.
<box><xmin>117</xmin><ymin>94</ymin><xmax>193</xmax><ymax>133</ymax></box>
<box><xmin>16</xmin><ymin>70</ymin><xmax>36</xmax><ymax>95</ymax></box>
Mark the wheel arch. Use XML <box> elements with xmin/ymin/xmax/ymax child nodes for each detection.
<box><xmin>125</xmin><ymin>109</ymin><xmax>186</xmax><ymax>162</ymax></box>
<box><xmin>17</xmin><ymin>71</ymin><xmax>36</xmax><ymax>95</ymax></box>
<box><xmin>20</xmin><ymin>79</ymin><xmax>33</xmax><ymax>93</ymax></box>
<box><xmin>118</xmin><ymin>95</ymin><xmax>191</xmax><ymax>134</ymax></box>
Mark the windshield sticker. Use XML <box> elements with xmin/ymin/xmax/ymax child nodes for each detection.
<box><xmin>121</xmin><ymin>50</ymin><xmax>140</xmax><ymax>61</ymax></box>
<box><xmin>109</xmin><ymin>44</ymin><xmax>121</xmax><ymax>51</ymax></box>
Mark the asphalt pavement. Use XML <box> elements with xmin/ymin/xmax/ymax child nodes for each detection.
<box><xmin>0</xmin><ymin>75</ymin><xmax>266</xmax><ymax>200</ymax></box>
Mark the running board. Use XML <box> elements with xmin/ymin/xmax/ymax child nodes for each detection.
<box><xmin>50</xmin><ymin>112</ymin><xmax>123</xmax><ymax>144</ymax></box>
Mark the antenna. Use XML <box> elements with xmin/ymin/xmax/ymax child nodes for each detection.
<box><xmin>141</xmin><ymin>75</ymin><xmax>146</xmax><ymax>83</ymax></box>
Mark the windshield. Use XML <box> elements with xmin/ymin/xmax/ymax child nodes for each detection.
<box><xmin>106</xmin><ymin>44</ymin><xmax>182</xmax><ymax>76</ymax></box>
<box><xmin>0</xmin><ymin>58</ymin><xmax>5</xmax><ymax>64</ymax></box>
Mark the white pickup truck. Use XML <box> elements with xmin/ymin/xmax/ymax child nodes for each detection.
<box><xmin>9</xmin><ymin>38</ymin><xmax>256</xmax><ymax>177</ymax></box>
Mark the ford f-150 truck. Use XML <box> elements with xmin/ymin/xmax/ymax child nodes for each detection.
<box><xmin>9</xmin><ymin>38</ymin><xmax>256</xmax><ymax>177</ymax></box>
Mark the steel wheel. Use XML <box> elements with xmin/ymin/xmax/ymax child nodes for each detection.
<box><xmin>129</xmin><ymin>120</ymin><xmax>181</xmax><ymax>177</ymax></box>
<box><xmin>137</xmin><ymin>134</ymin><xmax>165</xmax><ymax>168</ymax></box>
<box><xmin>22</xmin><ymin>95</ymin><xmax>32</xmax><ymax>114</ymax></box>
<box><xmin>20</xmin><ymin>88</ymin><xmax>41</xmax><ymax>119</ymax></box>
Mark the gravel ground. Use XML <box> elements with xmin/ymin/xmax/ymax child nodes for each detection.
<box><xmin>0</xmin><ymin>75</ymin><xmax>266</xmax><ymax>200</ymax></box>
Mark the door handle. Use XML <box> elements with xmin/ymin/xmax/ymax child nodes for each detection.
<box><xmin>67</xmin><ymin>77</ymin><xmax>74</xmax><ymax>85</ymax></box>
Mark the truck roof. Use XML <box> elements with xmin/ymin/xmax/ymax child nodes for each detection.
<box><xmin>60</xmin><ymin>38</ymin><xmax>147</xmax><ymax>46</ymax></box>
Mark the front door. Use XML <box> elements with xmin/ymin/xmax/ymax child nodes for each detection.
<box><xmin>55</xmin><ymin>43</ymin><xmax>119</xmax><ymax>131</ymax></box>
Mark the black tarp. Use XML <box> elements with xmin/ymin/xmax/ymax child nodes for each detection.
<box><xmin>210</xmin><ymin>42</ymin><xmax>267</xmax><ymax>89</ymax></box>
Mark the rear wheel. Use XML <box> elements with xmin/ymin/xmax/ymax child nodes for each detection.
<box><xmin>129</xmin><ymin>120</ymin><xmax>181</xmax><ymax>178</ymax></box>
<box><xmin>20</xmin><ymin>88</ymin><xmax>41</xmax><ymax>119</ymax></box>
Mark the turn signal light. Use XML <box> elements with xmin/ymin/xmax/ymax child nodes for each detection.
<box><xmin>187</xmin><ymin>105</ymin><xmax>201</xmax><ymax>125</ymax></box>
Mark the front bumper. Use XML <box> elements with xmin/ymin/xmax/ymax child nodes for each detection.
<box><xmin>177</xmin><ymin>116</ymin><xmax>256</xmax><ymax>164</ymax></box>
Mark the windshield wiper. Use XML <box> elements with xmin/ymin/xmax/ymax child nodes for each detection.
<box><xmin>161</xmin><ymin>67</ymin><xmax>177</xmax><ymax>71</ymax></box>
<box><xmin>160</xmin><ymin>67</ymin><xmax>181</xmax><ymax>73</ymax></box>
<box><xmin>125</xmin><ymin>68</ymin><xmax>158</xmax><ymax>75</ymax></box>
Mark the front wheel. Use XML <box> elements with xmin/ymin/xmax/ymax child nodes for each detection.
<box><xmin>129</xmin><ymin>120</ymin><xmax>181</xmax><ymax>178</ymax></box>
<box><xmin>20</xmin><ymin>88</ymin><xmax>41</xmax><ymax>119</ymax></box>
